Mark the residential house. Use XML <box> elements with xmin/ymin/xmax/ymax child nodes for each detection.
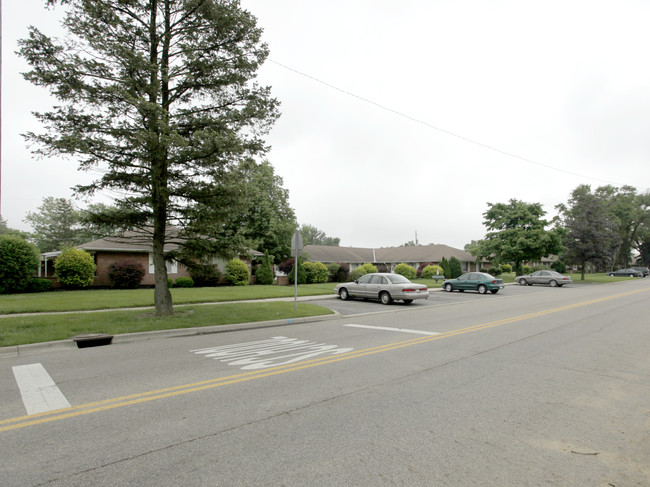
<box><xmin>302</xmin><ymin>244</ymin><xmax>482</xmax><ymax>273</ymax></box>
<box><xmin>40</xmin><ymin>230</ymin><xmax>262</xmax><ymax>287</ymax></box>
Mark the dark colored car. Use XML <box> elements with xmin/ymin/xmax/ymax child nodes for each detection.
<box><xmin>607</xmin><ymin>268</ymin><xmax>644</xmax><ymax>277</ymax></box>
<box><xmin>442</xmin><ymin>272</ymin><xmax>504</xmax><ymax>294</ymax></box>
<box><xmin>632</xmin><ymin>266</ymin><xmax>649</xmax><ymax>276</ymax></box>
<box><xmin>515</xmin><ymin>270</ymin><xmax>572</xmax><ymax>287</ymax></box>
<box><xmin>334</xmin><ymin>272</ymin><xmax>429</xmax><ymax>305</ymax></box>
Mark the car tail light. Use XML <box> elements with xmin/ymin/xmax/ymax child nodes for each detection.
<box><xmin>402</xmin><ymin>288</ymin><xmax>416</xmax><ymax>292</ymax></box>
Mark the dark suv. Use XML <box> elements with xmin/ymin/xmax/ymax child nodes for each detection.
<box><xmin>632</xmin><ymin>266</ymin><xmax>649</xmax><ymax>276</ymax></box>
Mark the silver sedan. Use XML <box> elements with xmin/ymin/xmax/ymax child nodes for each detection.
<box><xmin>515</xmin><ymin>270</ymin><xmax>572</xmax><ymax>287</ymax></box>
<box><xmin>334</xmin><ymin>272</ymin><xmax>429</xmax><ymax>305</ymax></box>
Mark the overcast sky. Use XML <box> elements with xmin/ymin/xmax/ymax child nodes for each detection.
<box><xmin>3</xmin><ymin>0</ymin><xmax>650</xmax><ymax>249</ymax></box>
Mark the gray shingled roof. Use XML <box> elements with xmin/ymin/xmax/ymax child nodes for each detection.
<box><xmin>304</xmin><ymin>244</ymin><xmax>475</xmax><ymax>263</ymax></box>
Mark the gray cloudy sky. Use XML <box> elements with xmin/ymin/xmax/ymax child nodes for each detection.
<box><xmin>3</xmin><ymin>0</ymin><xmax>650</xmax><ymax>249</ymax></box>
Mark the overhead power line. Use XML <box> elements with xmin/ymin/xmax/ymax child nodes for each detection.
<box><xmin>269</xmin><ymin>60</ymin><xmax>638</xmax><ymax>189</ymax></box>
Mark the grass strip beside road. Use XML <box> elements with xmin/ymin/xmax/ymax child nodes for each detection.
<box><xmin>0</xmin><ymin>283</ymin><xmax>338</xmax><ymax>314</ymax></box>
<box><xmin>0</xmin><ymin>302</ymin><xmax>333</xmax><ymax>347</ymax></box>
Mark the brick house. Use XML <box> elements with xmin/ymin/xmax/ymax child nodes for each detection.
<box><xmin>40</xmin><ymin>230</ymin><xmax>261</xmax><ymax>287</ymax></box>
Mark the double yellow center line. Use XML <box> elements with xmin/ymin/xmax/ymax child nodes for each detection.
<box><xmin>2</xmin><ymin>286</ymin><xmax>647</xmax><ymax>432</ymax></box>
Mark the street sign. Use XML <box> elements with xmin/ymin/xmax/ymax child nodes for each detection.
<box><xmin>291</xmin><ymin>230</ymin><xmax>303</xmax><ymax>254</ymax></box>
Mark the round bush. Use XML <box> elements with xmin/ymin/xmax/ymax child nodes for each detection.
<box><xmin>393</xmin><ymin>263</ymin><xmax>417</xmax><ymax>280</ymax></box>
<box><xmin>0</xmin><ymin>235</ymin><xmax>40</xmax><ymax>294</ymax></box>
<box><xmin>500</xmin><ymin>264</ymin><xmax>512</xmax><ymax>273</ymax></box>
<box><xmin>304</xmin><ymin>261</ymin><xmax>329</xmax><ymax>283</ymax></box>
<box><xmin>174</xmin><ymin>277</ymin><xmax>194</xmax><ymax>288</ymax></box>
<box><xmin>54</xmin><ymin>248</ymin><xmax>96</xmax><ymax>288</ymax></box>
<box><xmin>421</xmin><ymin>264</ymin><xmax>444</xmax><ymax>279</ymax></box>
<box><xmin>333</xmin><ymin>262</ymin><xmax>350</xmax><ymax>282</ymax></box>
<box><xmin>349</xmin><ymin>267</ymin><xmax>366</xmax><ymax>281</ymax></box>
<box><xmin>108</xmin><ymin>262</ymin><xmax>145</xmax><ymax>289</ymax></box>
<box><xmin>225</xmin><ymin>258</ymin><xmax>250</xmax><ymax>286</ymax></box>
<box><xmin>359</xmin><ymin>263</ymin><xmax>378</xmax><ymax>274</ymax></box>
<box><xmin>188</xmin><ymin>262</ymin><xmax>222</xmax><ymax>287</ymax></box>
<box><xmin>27</xmin><ymin>278</ymin><xmax>53</xmax><ymax>293</ymax></box>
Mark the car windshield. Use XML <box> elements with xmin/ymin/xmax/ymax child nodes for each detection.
<box><xmin>386</xmin><ymin>274</ymin><xmax>410</xmax><ymax>284</ymax></box>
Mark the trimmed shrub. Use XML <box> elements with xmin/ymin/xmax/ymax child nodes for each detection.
<box><xmin>54</xmin><ymin>247</ymin><xmax>96</xmax><ymax>288</ymax></box>
<box><xmin>27</xmin><ymin>278</ymin><xmax>53</xmax><ymax>293</ymax></box>
<box><xmin>359</xmin><ymin>263</ymin><xmax>378</xmax><ymax>274</ymax></box>
<box><xmin>349</xmin><ymin>267</ymin><xmax>366</xmax><ymax>281</ymax></box>
<box><xmin>188</xmin><ymin>262</ymin><xmax>222</xmax><ymax>287</ymax></box>
<box><xmin>522</xmin><ymin>265</ymin><xmax>533</xmax><ymax>275</ymax></box>
<box><xmin>304</xmin><ymin>261</ymin><xmax>329</xmax><ymax>284</ymax></box>
<box><xmin>255</xmin><ymin>253</ymin><xmax>275</xmax><ymax>285</ymax></box>
<box><xmin>393</xmin><ymin>263</ymin><xmax>417</xmax><ymax>280</ymax></box>
<box><xmin>489</xmin><ymin>266</ymin><xmax>503</xmax><ymax>276</ymax></box>
<box><xmin>500</xmin><ymin>264</ymin><xmax>512</xmax><ymax>273</ymax></box>
<box><xmin>225</xmin><ymin>258</ymin><xmax>250</xmax><ymax>286</ymax></box>
<box><xmin>440</xmin><ymin>257</ymin><xmax>451</xmax><ymax>280</ymax></box>
<box><xmin>108</xmin><ymin>262</ymin><xmax>145</xmax><ymax>289</ymax></box>
<box><xmin>174</xmin><ymin>277</ymin><xmax>194</xmax><ymax>288</ymax></box>
<box><xmin>333</xmin><ymin>262</ymin><xmax>350</xmax><ymax>282</ymax></box>
<box><xmin>551</xmin><ymin>260</ymin><xmax>567</xmax><ymax>273</ymax></box>
<box><xmin>326</xmin><ymin>262</ymin><xmax>340</xmax><ymax>282</ymax></box>
<box><xmin>421</xmin><ymin>264</ymin><xmax>444</xmax><ymax>279</ymax></box>
<box><xmin>449</xmin><ymin>257</ymin><xmax>462</xmax><ymax>279</ymax></box>
<box><xmin>168</xmin><ymin>278</ymin><xmax>173</xmax><ymax>288</ymax></box>
<box><xmin>289</xmin><ymin>257</ymin><xmax>307</xmax><ymax>284</ymax></box>
<box><xmin>0</xmin><ymin>235</ymin><xmax>40</xmax><ymax>294</ymax></box>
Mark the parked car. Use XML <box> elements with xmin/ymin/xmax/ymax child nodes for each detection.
<box><xmin>442</xmin><ymin>272</ymin><xmax>504</xmax><ymax>294</ymax></box>
<box><xmin>607</xmin><ymin>268</ymin><xmax>644</xmax><ymax>277</ymax></box>
<box><xmin>334</xmin><ymin>272</ymin><xmax>429</xmax><ymax>305</ymax></box>
<box><xmin>515</xmin><ymin>270</ymin><xmax>572</xmax><ymax>287</ymax></box>
<box><xmin>632</xmin><ymin>266</ymin><xmax>649</xmax><ymax>276</ymax></box>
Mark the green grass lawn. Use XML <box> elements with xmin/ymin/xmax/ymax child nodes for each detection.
<box><xmin>0</xmin><ymin>302</ymin><xmax>333</xmax><ymax>347</ymax></box>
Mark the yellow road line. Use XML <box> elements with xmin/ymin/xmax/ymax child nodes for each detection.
<box><xmin>2</xmin><ymin>286</ymin><xmax>647</xmax><ymax>433</ymax></box>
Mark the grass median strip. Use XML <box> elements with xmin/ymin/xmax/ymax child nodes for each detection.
<box><xmin>0</xmin><ymin>302</ymin><xmax>334</xmax><ymax>347</ymax></box>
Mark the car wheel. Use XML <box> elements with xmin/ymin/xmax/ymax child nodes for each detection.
<box><xmin>629</xmin><ymin>274</ymin><xmax>635</xmax><ymax>277</ymax></box>
<box><xmin>490</xmin><ymin>289</ymin><xmax>498</xmax><ymax>294</ymax></box>
<box><xmin>478</xmin><ymin>284</ymin><xmax>487</xmax><ymax>294</ymax></box>
<box><xmin>608</xmin><ymin>273</ymin><xmax>613</xmax><ymax>276</ymax></box>
<box><xmin>519</xmin><ymin>278</ymin><xmax>527</xmax><ymax>286</ymax></box>
<box><xmin>339</xmin><ymin>288</ymin><xmax>350</xmax><ymax>300</ymax></box>
<box><xmin>445</xmin><ymin>283</ymin><xmax>453</xmax><ymax>292</ymax></box>
<box><xmin>403</xmin><ymin>299</ymin><xmax>413</xmax><ymax>304</ymax></box>
<box><xmin>380</xmin><ymin>291</ymin><xmax>392</xmax><ymax>305</ymax></box>
<box><xmin>549</xmin><ymin>280</ymin><xmax>558</xmax><ymax>287</ymax></box>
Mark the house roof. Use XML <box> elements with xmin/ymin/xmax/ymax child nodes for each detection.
<box><xmin>303</xmin><ymin>244</ymin><xmax>476</xmax><ymax>264</ymax></box>
<box><xmin>44</xmin><ymin>229</ymin><xmax>262</xmax><ymax>257</ymax></box>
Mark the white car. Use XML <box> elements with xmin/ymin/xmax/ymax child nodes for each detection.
<box><xmin>334</xmin><ymin>273</ymin><xmax>428</xmax><ymax>305</ymax></box>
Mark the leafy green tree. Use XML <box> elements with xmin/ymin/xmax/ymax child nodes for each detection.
<box><xmin>480</xmin><ymin>199</ymin><xmax>563</xmax><ymax>275</ymax></box>
<box><xmin>240</xmin><ymin>162</ymin><xmax>296</xmax><ymax>263</ymax></box>
<box><xmin>24</xmin><ymin>197</ymin><xmax>93</xmax><ymax>252</ymax></box>
<box><xmin>0</xmin><ymin>235</ymin><xmax>40</xmax><ymax>294</ymax></box>
<box><xmin>300</xmin><ymin>224</ymin><xmax>340</xmax><ymax>246</ymax></box>
<box><xmin>0</xmin><ymin>218</ymin><xmax>31</xmax><ymax>239</ymax></box>
<box><xmin>557</xmin><ymin>185</ymin><xmax>620</xmax><ymax>279</ymax></box>
<box><xmin>595</xmin><ymin>186</ymin><xmax>650</xmax><ymax>268</ymax></box>
<box><xmin>19</xmin><ymin>0</ymin><xmax>279</xmax><ymax>316</ymax></box>
<box><xmin>393</xmin><ymin>263</ymin><xmax>417</xmax><ymax>280</ymax></box>
<box><xmin>225</xmin><ymin>258</ymin><xmax>250</xmax><ymax>286</ymax></box>
<box><xmin>54</xmin><ymin>248</ymin><xmax>96</xmax><ymax>288</ymax></box>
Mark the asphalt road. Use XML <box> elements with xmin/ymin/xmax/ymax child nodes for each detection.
<box><xmin>1</xmin><ymin>280</ymin><xmax>649</xmax><ymax>486</ymax></box>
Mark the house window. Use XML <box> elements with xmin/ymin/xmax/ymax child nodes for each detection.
<box><xmin>148</xmin><ymin>253</ymin><xmax>178</xmax><ymax>274</ymax></box>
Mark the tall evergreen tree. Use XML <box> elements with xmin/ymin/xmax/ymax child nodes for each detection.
<box><xmin>19</xmin><ymin>0</ymin><xmax>280</xmax><ymax>315</ymax></box>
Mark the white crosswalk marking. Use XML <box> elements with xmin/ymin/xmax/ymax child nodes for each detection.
<box><xmin>12</xmin><ymin>363</ymin><xmax>71</xmax><ymax>415</ymax></box>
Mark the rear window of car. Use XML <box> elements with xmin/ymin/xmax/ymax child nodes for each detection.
<box><xmin>387</xmin><ymin>274</ymin><xmax>409</xmax><ymax>284</ymax></box>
